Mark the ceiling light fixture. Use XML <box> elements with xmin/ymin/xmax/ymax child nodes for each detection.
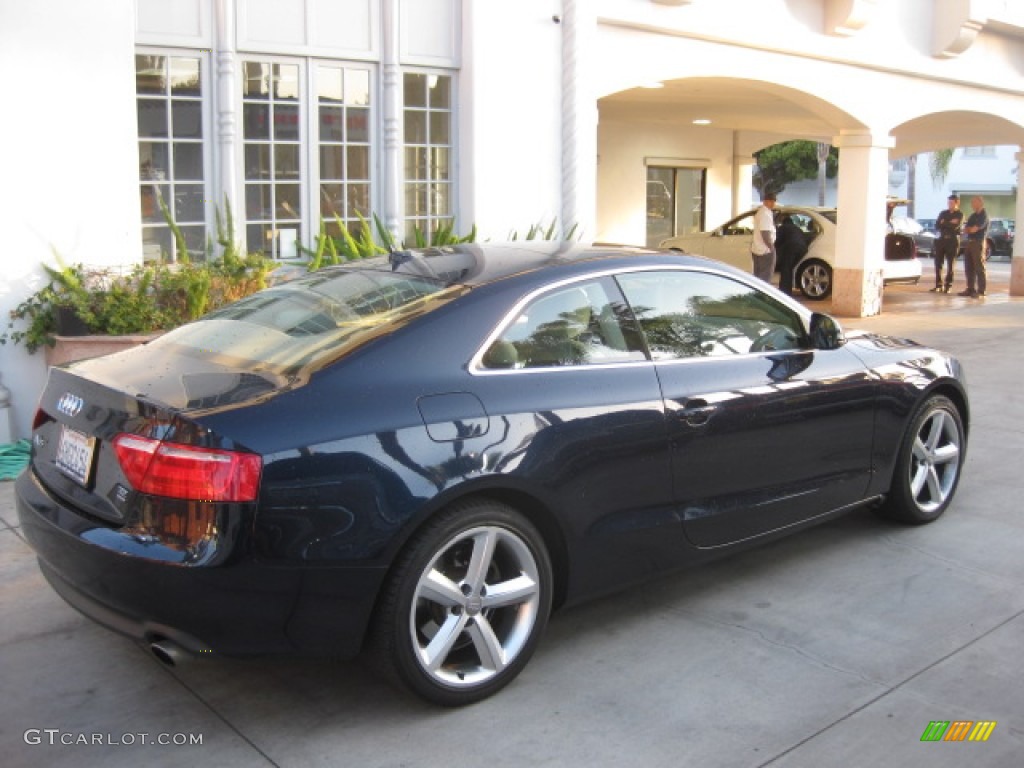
<box><xmin>693</xmin><ymin>118</ymin><xmax>712</xmax><ymax>125</ymax></box>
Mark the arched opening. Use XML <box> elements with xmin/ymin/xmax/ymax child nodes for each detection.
<box><xmin>596</xmin><ymin>77</ymin><xmax>864</xmax><ymax>247</ymax></box>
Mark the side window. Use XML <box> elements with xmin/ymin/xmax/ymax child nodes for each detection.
<box><xmin>721</xmin><ymin>213</ymin><xmax>754</xmax><ymax>236</ymax></box>
<box><xmin>616</xmin><ymin>271</ymin><xmax>805</xmax><ymax>360</ymax></box>
<box><xmin>787</xmin><ymin>213</ymin><xmax>820</xmax><ymax>244</ymax></box>
<box><xmin>481</xmin><ymin>279</ymin><xmax>647</xmax><ymax>369</ymax></box>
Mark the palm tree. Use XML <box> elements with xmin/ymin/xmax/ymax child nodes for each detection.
<box><xmin>816</xmin><ymin>142</ymin><xmax>830</xmax><ymax>205</ymax></box>
<box><xmin>929</xmin><ymin>148</ymin><xmax>955</xmax><ymax>188</ymax></box>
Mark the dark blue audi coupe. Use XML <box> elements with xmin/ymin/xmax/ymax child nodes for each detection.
<box><xmin>16</xmin><ymin>242</ymin><xmax>969</xmax><ymax>705</ymax></box>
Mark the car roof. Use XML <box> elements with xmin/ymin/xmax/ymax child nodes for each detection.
<box><xmin>304</xmin><ymin>242</ymin><xmax>688</xmax><ymax>289</ymax></box>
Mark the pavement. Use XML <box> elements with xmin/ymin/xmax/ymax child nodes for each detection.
<box><xmin>1</xmin><ymin>260</ymin><xmax>1022</xmax><ymax>768</ymax></box>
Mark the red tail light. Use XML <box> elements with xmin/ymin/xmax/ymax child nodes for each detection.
<box><xmin>113</xmin><ymin>434</ymin><xmax>261</xmax><ymax>502</ymax></box>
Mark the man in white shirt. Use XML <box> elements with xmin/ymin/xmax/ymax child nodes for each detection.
<box><xmin>751</xmin><ymin>192</ymin><xmax>777</xmax><ymax>282</ymax></box>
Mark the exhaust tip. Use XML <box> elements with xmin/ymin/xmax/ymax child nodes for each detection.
<box><xmin>149</xmin><ymin>639</ymin><xmax>187</xmax><ymax>667</ymax></box>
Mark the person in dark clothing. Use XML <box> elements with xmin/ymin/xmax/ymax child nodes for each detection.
<box><xmin>931</xmin><ymin>194</ymin><xmax>963</xmax><ymax>293</ymax></box>
<box><xmin>774</xmin><ymin>214</ymin><xmax>807</xmax><ymax>296</ymax></box>
<box><xmin>959</xmin><ymin>196</ymin><xmax>990</xmax><ymax>298</ymax></box>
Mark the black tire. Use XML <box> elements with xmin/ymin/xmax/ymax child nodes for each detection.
<box><xmin>371</xmin><ymin>499</ymin><xmax>553</xmax><ymax>706</ymax></box>
<box><xmin>796</xmin><ymin>259</ymin><xmax>833</xmax><ymax>300</ymax></box>
<box><xmin>879</xmin><ymin>395</ymin><xmax>965</xmax><ymax>524</ymax></box>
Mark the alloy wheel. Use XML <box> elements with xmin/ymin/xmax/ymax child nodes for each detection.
<box><xmin>409</xmin><ymin>525</ymin><xmax>543</xmax><ymax>689</ymax></box>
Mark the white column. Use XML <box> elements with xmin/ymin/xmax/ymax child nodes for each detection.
<box><xmin>832</xmin><ymin>130</ymin><xmax>894</xmax><ymax>317</ymax></box>
<box><xmin>215</xmin><ymin>0</ymin><xmax>239</xmax><ymax>245</ymax></box>
<box><xmin>381</xmin><ymin>0</ymin><xmax>402</xmax><ymax>243</ymax></box>
<box><xmin>561</xmin><ymin>0</ymin><xmax>598</xmax><ymax>240</ymax></box>
<box><xmin>732</xmin><ymin>134</ymin><xmax>754</xmax><ymax>216</ymax></box>
<box><xmin>1011</xmin><ymin>151</ymin><xmax>1024</xmax><ymax>297</ymax></box>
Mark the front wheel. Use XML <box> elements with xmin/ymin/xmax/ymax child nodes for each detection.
<box><xmin>796</xmin><ymin>259</ymin><xmax>833</xmax><ymax>300</ymax></box>
<box><xmin>372</xmin><ymin>500</ymin><xmax>553</xmax><ymax>706</ymax></box>
<box><xmin>879</xmin><ymin>395</ymin><xmax>965</xmax><ymax>524</ymax></box>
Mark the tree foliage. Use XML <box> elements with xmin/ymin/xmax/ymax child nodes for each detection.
<box><xmin>753</xmin><ymin>140</ymin><xmax>839</xmax><ymax>198</ymax></box>
<box><xmin>929</xmin><ymin>148</ymin><xmax>955</xmax><ymax>188</ymax></box>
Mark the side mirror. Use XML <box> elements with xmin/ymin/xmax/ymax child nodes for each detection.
<box><xmin>808</xmin><ymin>312</ymin><xmax>845</xmax><ymax>350</ymax></box>
<box><xmin>712</xmin><ymin>228</ymin><xmax>724</xmax><ymax>237</ymax></box>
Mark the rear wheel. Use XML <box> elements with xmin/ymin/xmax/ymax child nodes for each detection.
<box><xmin>796</xmin><ymin>259</ymin><xmax>833</xmax><ymax>300</ymax></box>
<box><xmin>879</xmin><ymin>395</ymin><xmax>965</xmax><ymax>524</ymax></box>
<box><xmin>372</xmin><ymin>500</ymin><xmax>552</xmax><ymax>706</ymax></box>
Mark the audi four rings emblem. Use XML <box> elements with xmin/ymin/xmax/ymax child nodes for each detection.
<box><xmin>57</xmin><ymin>393</ymin><xmax>85</xmax><ymax>418</ymax></box>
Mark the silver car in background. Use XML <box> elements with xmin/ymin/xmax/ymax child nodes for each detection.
<box><xmin>660</xmin><ymin>206</ymin><xmax>922</xmax><ymax>300</ymax></box>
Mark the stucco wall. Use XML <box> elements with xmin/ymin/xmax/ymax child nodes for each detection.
<box><xmin>596</xmin><ymin>120</ymin><xmax>736</xmax><ymax>245</ymax></box>
<box><xmin>0</xmin><ymin>0</ymin><xmax>140</xmax><ymax>440</ymax></box>
<box><xmin>459</xmin><ymin>3</ymin><xmax>565</xmax><ymax>238</ymax></box>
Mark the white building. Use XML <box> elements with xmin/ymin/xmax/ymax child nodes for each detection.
<box><xmin>3</xmin><ymin>0</ymin><xmax>1024</xmax><ymax>439</ymax></box>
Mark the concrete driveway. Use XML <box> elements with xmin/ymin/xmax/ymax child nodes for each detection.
<box><xmin>2</xmin><ymin>263</ymin><xmax>1022</xmax><ymax>767</ymax></box>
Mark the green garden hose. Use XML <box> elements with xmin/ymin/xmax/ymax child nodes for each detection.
<box><xmin>0</xmin><ymin>440</ymin><xmax>31</xmax><ymax>481</ymax></box>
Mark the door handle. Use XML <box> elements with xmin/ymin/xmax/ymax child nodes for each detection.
<box><xmin>677</xmin><ymin>399</ymin><xmax>717</xmax><ymax>427</ymax></box>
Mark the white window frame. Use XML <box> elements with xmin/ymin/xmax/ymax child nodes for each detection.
<box><xmin>135</xmin><ymin>47</ymin><xmax>214</xmax><ymax>263</ymax></box>
<box><xmin>311</xmin><ymin>61</ymin><xmax>377</xmax><ymax>244</ymax></box>
<box><xmin>238</xmin><ymin>56</ymin><xmax>309</xmax><ymax>260</ymax></box>
<box><xmin>402</xmin><ymin>69</ymin><xmax>456</xmax><ymax>243</ymax></box>
<box><xmin>238</xmin><ymin>56</ymin><xmax>380</xmax><ymax>259</ymax></box>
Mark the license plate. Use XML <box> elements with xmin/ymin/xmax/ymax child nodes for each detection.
<box><xmin>55</xmin><ymin>425</ymin><xmax>97</xmax><ymax>487</ymax></box>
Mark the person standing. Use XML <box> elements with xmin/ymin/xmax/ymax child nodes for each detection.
<box><xmin>774</xmin><ymin>213</ymin><xmax>807</xmax><ymax>296</ymax></box>
<box><xmin>931</xmin><ymin>194</ymin><xmax>963</xmax><ymax>293</ymax></box>
<box><xmin>959</xmin><ymin>195</ymin><xmax>989</xmax><ymax>298</ymax></box>
<box><xmin>751</xmin><ymin>192</ymin><xmax>777</xmax><ymax>283</ymax></box>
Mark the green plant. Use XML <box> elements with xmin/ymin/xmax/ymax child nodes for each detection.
<box><xmin>408</xmin><ymin>219</ymin><xmax>478</xmax><ymax>248</ymax></box>
<box><xmin>508</xmin><ymin>218</ymin><xmax>580</xmax><ymax>241</ymax></box>
<box><xmin>299</xmin><ymin>211</ymin><xmax>487</xmax><ymax>271</ymax></box>
<box><xmin>157</xmin><ymin>192</ymin><xmax>191</xmax><ymax>263</ymax></box>
<box><xmin>0</xmin><ymin>258</ymin><xmax>86</xmax><ymax>353</ymax></box>
<box><xmin>2</xmin><ymin>252</ymin><xmax>272</xmax><ymax>354</ymax></box>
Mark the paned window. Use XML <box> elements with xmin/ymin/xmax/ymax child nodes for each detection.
<box><xmin>243</xmin><ymin>62</ymin><xmax>303</xmax><ymax>258</ymax></box>
<box><xmin>136</xmin><ymin>53</ymin><xmax>207</xmax><ymax>262</ymax></box>
<box><xmin>316</xmin><ymin>65</ymin><xmax>373</xmax><ymax>240</ymax></box>
<box><xmin>403</xmin><ymin>73</ymin><xmax>453</xmax><ymax>243</ymax></box>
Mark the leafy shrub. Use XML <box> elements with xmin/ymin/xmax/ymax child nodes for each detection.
<box><xmin>1</xmin><ymin>256</ymin><xmax>271</xmax><ymax>354</ymax></box>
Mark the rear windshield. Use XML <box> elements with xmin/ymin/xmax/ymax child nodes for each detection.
<box><xmin>147</xmin><ymin>268</ymin><xmax>466</xmax><ymax>374</ymax></box>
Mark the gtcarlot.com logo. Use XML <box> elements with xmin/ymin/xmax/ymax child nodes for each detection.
<box><xmin>24</xmin><ymin>729</ymin><xmax>203</xmax><ymax>746</ymax></box>
<box><xmin>920</xmin><ymin>720</ymin><xmax>997</xmax><ymax>742</ymax></box>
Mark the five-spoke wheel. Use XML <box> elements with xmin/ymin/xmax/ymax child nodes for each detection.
<box><xmin>881</xmin><ymin>395</ymin><xmax>965</xmax><ymax>524</ymax></box>
<box><xmin>796</xmin><ymin>259</ymin><xmax>833</xmax><ymax>300</ymax></box>
<box><xmin>373</xmin><ymin>500</ymin><xmax>552</xmax><ymax>705</ymax></box>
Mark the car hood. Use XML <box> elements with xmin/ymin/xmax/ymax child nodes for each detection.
<box><xmin>843</xmin><ymin>329</ymin><xmax>919</xmax><ymax>351</ymax></box>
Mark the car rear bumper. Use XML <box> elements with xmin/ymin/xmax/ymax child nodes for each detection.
<box><xmin>16</xmin><ymin>469</ymin><xmax>387</xmax><ymax>659</ymax></box>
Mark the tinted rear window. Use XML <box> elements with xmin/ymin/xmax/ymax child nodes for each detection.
<box><xmin>147</xmin><ymin>269</ymin><xmax>466</xmax><ymax>373</ymax></box>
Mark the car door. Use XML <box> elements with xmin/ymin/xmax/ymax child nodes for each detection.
<box><xmin>700</xmin><ymin>212</ymin><xmax>756</xmax><ymax>271</ymax></box>
<box><xmin>615</xmin><ymin>268</ymin><xmax>878</xmax><ymax>548</ymax></box>
<box><xmin>472</xmin><ymin>275</ymin><xmax>681</xmax><ymax>587</ymax></box>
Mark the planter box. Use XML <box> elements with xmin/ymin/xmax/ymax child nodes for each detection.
<box><xmin>45</xmin><ymin>334</ymin><xmax>160</xmax><ymax>367</ymax></box>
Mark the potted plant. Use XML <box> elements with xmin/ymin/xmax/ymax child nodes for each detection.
<box><xmin>2</xmin><ymin>256</ymin><xmax>270</xmax><ymax>365</ymax></box>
